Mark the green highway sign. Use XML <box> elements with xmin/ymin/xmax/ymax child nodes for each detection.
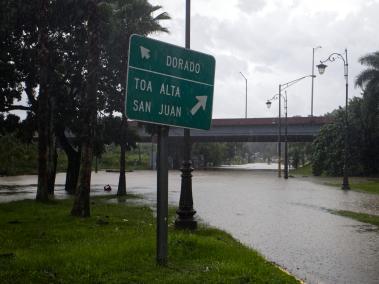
<box><xmin>126</xmin><ymin>34</ymin><xmax>215</xmax><ymax>130</ymax></box>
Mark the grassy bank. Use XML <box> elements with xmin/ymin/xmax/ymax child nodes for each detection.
<box><xmin>330</xmin><ymin>210</ymin><xmax>379</xmax><ymax>228</ymax></box>
<box><xmin>348</xmin><ymin>180</ymin><xmax>379</xmax><ymax>194</ymax></box>
<box><xmin>325</xmin><ymin>180</ymin><xmax>379</xmax><ymax>194</ymax></box>
<box><xmin>0</xmin><ymin>196</ymin><xmax>298</xmax><ymax>283</ymax></box>
<box><xmin>289</xmin><ymin>164</ymin><xmax>312</xmax><ymax>176</ymax></box>
<box><xmin>290</xmin><ymin>164</ymin><xmax>379</xmax><ymax>194</ymax></box>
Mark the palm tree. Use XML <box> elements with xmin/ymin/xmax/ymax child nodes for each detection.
<box><xmin>355</xmin><ymin>51</ymin><xmax>379</xmax><ymax>91</ymax></box>
<box><xmin>108</xmin><ymin>0</ymin><xmax>170</xmax><ymax>196</ymax></box>
<box><xmin>70</xmin><ymin>0</ymin><xmax>170</xmax><ymax>215</ymax></box>
<box><xmin>355</xmin><ymin>51</ymin><xmax>379</xmax><ymax>175</ymax></box>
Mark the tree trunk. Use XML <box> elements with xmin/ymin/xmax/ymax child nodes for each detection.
<box><xmin>65</xmin><ymin>151</ymin><xmax>80</xmax><ymax>194</ymax></box>
<box><xmin>47</xmin><ymin>88</ymin><xmax>57</xmax><ymax>196</ymax></box>
<box><xmin>36</xmin><ymin>0</ymin><xmax>50</xmax><ymax>202</ymax></box>
<box><xmin>47</xmin><ymin>146</ymin><xmax>57</xmax><ymax>195</ymax></box>
<box><xmin>57</xmin><ymin>125</ymin><xmax>80</xmax><ymax>194</ymax></box>
<box><xmin>71</xmin><ymin>140</ymin><xmax>92</xmax><ymax>217</ymax></box>
<box><xmin>71</xmin><ymin>0</ymin><xmax>99</xmax><ymax>217</ymax></box>
<box><xmin>117</xmin><ymin>116</ymin><xmax>127</xmax><ymax>196</ymax></box>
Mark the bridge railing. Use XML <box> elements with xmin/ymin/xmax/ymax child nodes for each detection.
<box><xmin>129</xmin><ymin>116</ymin><xmax>332</xmax><ymax>143</ymax></box>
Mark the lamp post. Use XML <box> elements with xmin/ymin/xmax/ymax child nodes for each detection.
<box><xmin>267</xmin><ymin>75</ymin><xmax>315</xmax><ymax>179</ymax></box>
<box><xmin>175</xmin><ymin>0</ymin><xmax>197</xmax><ymax>230</ymax></box>
<box><xmin>311</xmin><ymin>46</ymin><xmax>322</xmax><ymax>117</ymax></box>
<box><xmin>266</xmin><ymin>91</ymin><xmax>288</xmax><ymax>178</ymax></box>
<box><xmin>240</xmin><ymin>72</ymin><xmax>247</xmax><ymax>118</ymax></box>
<box><xmin>316</xmin><ymin>49</ymin><xmax>350</xmax><ymax>190</ymax></box>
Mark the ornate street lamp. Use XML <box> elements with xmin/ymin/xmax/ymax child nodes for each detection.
<box><xmin>316</xmin><ymin>63</ymin><xmax>327</xmax><ymax>75</ymax></box>
<box><xmin>316</xmin><ymin>49</ymin><xmax>350</xmax><ymax>190</ymax></box>
<box><xmin>267</xmin><ymin>75</ymin><xmax>315</xmax><ymax>179</ymax></box>
<box><xmin>266</xmin><ymin>92</ymin><xmax>288</xmax><ymax>179</ymax></box>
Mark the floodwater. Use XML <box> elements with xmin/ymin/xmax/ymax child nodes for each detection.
<box><xmin>1</xmin><ymin>167</ymin><xmax>378</xmax><ymax>284</ymax></box>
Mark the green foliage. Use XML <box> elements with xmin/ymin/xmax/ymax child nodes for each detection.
<box><xmin>0</xmin><ymin>135</ymin><xmax>37</xmax><ymax>175</ymax></box>
<box><xmin>0</xmin><ymin>135</ymin><xmax>151</xmax><ymax>176</ymax></box>
<box><xmin>326</xmin><ymin>179</ymin><xmax>379</xmax><ymax>194</ymax></box>
<box><xmin>192</xmin><ymin>142</ymin><xmax>228</xmax><ymax>166</ymax></box>
<box><xmin>0</xmin><ymin>197</ymin><xmax>298</xmax><ymax>283</ymax></box>
<box><xmin>311</xmin><ymin>115</ymin><xmax>344</xmax><ymax>176</ymax></box>
<box><xmin>100</xmin><ymin>116</ymin><xmax>139</xmax><ymax>151</ymax></box>
<box><xmin>0</xmin><ymin>0</ymin><xmax>170</xmax><ymax>163</ymax></box>
<box><xmin>311</xmin><ymin>50</ymin><xmax>379</xmax><ymax>177</ymax></box>
<box><xmin>355</xmin><ymin>51</ymin><xmax>379</xmax><ymax>92</ymax></box>
<box><xmin>288</xmin><ymin>143</ymin><xmax>312</xmax><ymax>169</ymax></box>
<box><xmin>96</xmin><ymin>145</ymin><xmax>150</xmax><ymax>170</ymax></box>
<box><xmin>289</xmin><ymin>163</ymin><xmax>312</xmax><ymax>176</ymax></box>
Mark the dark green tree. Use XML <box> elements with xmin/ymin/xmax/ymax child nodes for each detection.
<box><xmin>311</xmin><ymin>111</ymin><xmax>345</xmax><ymax>176</ymax></box>
<box><xmin>1</xmin><ymin>0</ymin><xmax>170</xmax><ymax>207</ymax></box>
<box><xmin>71</xmin><ymin>0</ymin><xmax>105</xmax><ymax>217</ymax></box>
<box><xmin>288</xmin><ymin>142</ymin><xmax>312</xmax><ymax>169</ymax></box>
<box><xmin>192</xmin><ymin>143</ymin><xmax>228</xmax><ymax>167</ymax></box>
<box><xmin>103</xmin><ymin>0</ymin><xmax>169</xmax><ymax>196</ymax></box>
<box><xmin>355</xmin><ymin>51</ymin><xmax>379</xmax><ymax>175</ymax></box>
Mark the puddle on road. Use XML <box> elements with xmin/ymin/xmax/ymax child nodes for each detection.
<box><xmin>289</xmin><ymin>201</ymin><xmax>331</xmax><ymax>213</ymax></box>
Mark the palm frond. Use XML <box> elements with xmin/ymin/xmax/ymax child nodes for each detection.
<box><xmin>355</xmin><ymin>68</ymin><xmax>379</xmax><ymax>88</ymax></box>
<box><xmin>154</xmin><ymin>12</ymin><xmax>171</xmax><ymax>21</ymax></box>
<box><xmin>358</xmin><ymin>51</ymin><xmax>379</xmax><ymax>70</ymax></box>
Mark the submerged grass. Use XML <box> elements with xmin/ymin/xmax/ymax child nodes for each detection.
<box><xmin>330</xmin><ymin>210</ymin><xmax>379</xmax><ymax>228</ymax></box>
<box><xmin>325</xmin><ymin>180</ymin><xmax>379</xmax><ymax>194</ymax></box>
<box><xmin>290</xmin><ymin>164</ymin><xmax>379</xmax><ymax>195</ymax></box>
<box><xmin>0</xmin><ymin>196</ymin><xmax>298</xmax><ymax>283</ymax></box>
<box><xmin>289</xmin><ymin>164</ymin><xmax>312</xmax><ymax>176</ymax></box>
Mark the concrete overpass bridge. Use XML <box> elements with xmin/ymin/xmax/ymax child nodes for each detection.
<box><xmin>129</xmin><ymin>116</ymin><xmax>332</xmax><ymax>143</ymax></box>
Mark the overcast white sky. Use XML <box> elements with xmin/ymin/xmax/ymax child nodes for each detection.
<box><xmin>149</xmin><ymin>0</ymin><xmax>379</xmax><ymax>118</ymax></box>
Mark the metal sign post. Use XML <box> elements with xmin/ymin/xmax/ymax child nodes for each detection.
<box><xmin>125</xmin><ymin>32</ymin><xmax>215</xmax><ymax>266</ymax></box>
<box><xmin>156</xmin><ymin>125</ymin><xmax>169</xmax><ymax>265</ymax></box>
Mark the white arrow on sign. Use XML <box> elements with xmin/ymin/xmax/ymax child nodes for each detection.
<box><xmin>190</xmin><ymin>96</ymin><xmax>208</xmax><ymax>115</ymax></box>
<box><xmin>140</xmin><ymin>46</ymin><xmax>150</xmax><ymax>59</ymax></box>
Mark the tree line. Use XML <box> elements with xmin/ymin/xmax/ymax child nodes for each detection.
<box><xmin>0</xmin><ymin>0</ymin><xmax>170</xmax><ymax>216</ymax></box>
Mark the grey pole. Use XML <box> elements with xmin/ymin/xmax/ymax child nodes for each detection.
<box><xmin>284</xmin><ymin>91</ymin><xmax>288</xmax><ymax>179</ymax></box>
<box><xmin>157</xmin><ymin>126</ymin><xmax>169</xmax><ymax>265</ymax></box>
<box><xmin>311</xmin><ymin>46</ymin><xmax>321</xmax><ymax>117</ymax></box>
<box><xmin>240</xmin><ymin>72</ymin><xmax>247</xmax><ymax>118</ymax></box>
<box><xmin>278</xmin><ymin>84</ymin><xmax>282</xmax><ymax>178</ymax></box>
<box><xmin>342</xmin><ymin>48</ymin><xmax>350</xmax><ymax>190</ymax></box>
<box><xmin>175</xmin><ymin>0</ymin><xmax>197</xmax><ymax>230</ymax></box>
<box><xmin>246</xmin><ymin>77</ymin><xmax>247</xmax><ymax>118</ymax></box>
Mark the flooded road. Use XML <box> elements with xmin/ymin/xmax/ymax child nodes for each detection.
<box><xmin>1</xmin><ymin>169</ymin><xmax>378</xmax><ymax>284</ymax></box>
